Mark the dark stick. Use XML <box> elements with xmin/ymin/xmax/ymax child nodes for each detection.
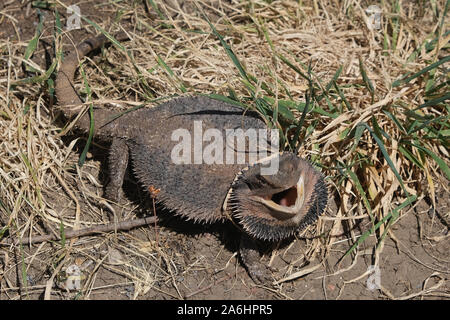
<box><xmin>0</xmin><ymin>216</ymin><xmax>158</xmax><ymax>246</ymax></box>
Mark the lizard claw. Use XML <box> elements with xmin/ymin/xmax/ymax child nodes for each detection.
<box><xmin>239</xmin><ymin>234</ymin><xmax>276</xmax><ymax>286</ymax></box>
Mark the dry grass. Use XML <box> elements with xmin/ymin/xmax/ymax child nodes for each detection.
<box><xmin>0</xmin><ymin>0</ymin><xmax>449</xmax><ymax>299</ymax></box>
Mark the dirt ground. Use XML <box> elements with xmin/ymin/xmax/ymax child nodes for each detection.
<box><xmin>0</xmin><ymin>0</ymin><xmax>448</xmax><ymax>300</ymax></box>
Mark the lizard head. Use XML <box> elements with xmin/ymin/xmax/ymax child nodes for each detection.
<box><xmin>225</xmin><ymin>153</ymin><xmax>328</xmax><ymax>241</ymax></box>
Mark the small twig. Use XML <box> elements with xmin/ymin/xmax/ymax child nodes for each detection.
<box><xmin>184</xmin><ymin>272</ymin><xmax>238</xmax><ymax>299</ymax></box>
<box><xmin>274</xmin><ymin>263</ymin><xmax>322</xmax><ymax>285</ymax></box>
<box><xmin>153</xmin><ymin>198</ymin><xmax>159</xmax><ymax>245</ymax></box>
<box><xmin>0</xmin><ymin>216</ymin><xmax>158</xmax><ymax>246</ymax></box>
<box><xmin>148</xmin><ymin>186</ymin><xmax>161</xmax><ymax>247</ymax></box>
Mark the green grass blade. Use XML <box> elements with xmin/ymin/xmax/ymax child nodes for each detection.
<box><xmin>392</xmin><ymin>55</ymin><xmax>450</xmax><ymax>87</ymax></box>
<box><xmin>333</xmin><ymin>81</ymin><xmax>352</xmax><ymax>111</ymax></box>
<box><xmin>408</xmin><ymin>30</ymin><xmax>450</xmax><ymax>62</ymax></box>
<box><xmin>413</xmin><ymin>92</ymin><xmax>450</xmax><ymax>111</ymax></box>
<box><xmin>398</xmin><ymin>145</ymin><xmax>424</xmax><ymax>168</ymax></box>
<box><xmin>20</xmin><ymin>153</ymin><xmax>43</xmax><ymax>209</ymax></box>
<box><xmin>315</xmin><ymin>65</ymin><xmax>343</xmax><ymax>103</ymax></box>
<box><xmin>371</xmin><ymin>116</ymin><xmax>391</xmax><ymax>140</ymax></box>
<box><xmin>78</xmin><ymin>63</ymin><xmax>94</xmax><ymax>167</ymax></box>
<box><xmin>276</xmin><ymin>53</ymin><xmax>309</xmax><ymax>81</ymax></box>
<box><xmin>323</xmin><ymin>65</ymin><xmax>343</xmax><ymax>99</ymax></box>
<box><xmin>348</xmin><ymin>124</ymin><xmax>365</xmax><ymax>154</ymax></box>
<box><xmin>32</xmin><ymin>1</ymin><xmax>53</xmax><ymax>9</ymax></box>
<box><xmin>155</xmin><ymin>54</ymin><xmax>187</xmax><ymax>93</ymax></box>
<box><xmin>359</xmin><ymin>57</ymin><xmax>374</xmax><ymax>95</ymax></box>
<box><xmin>438</xmin><ymin>0</ymin><xmax>449</xmax><ymax>33</ymax></box>
<box><xmin>407</xmin><ymin>115</ymin><xmax>447</xmax><ymax>135</ymax></box>
<box><xmin>293</xmin><ymin>66</ymin><xmax>314</xmax><ymax>151</ymax></box>
<box><xmin>145</xmin><ymin>0</ymin><xmax>167</xmax><ymax>20</ymax></box>
<box><xmin>205</xmin><ymin>93</ymin><xmax>245</xmax><ymax>107</ymax></box>
<box><xmin>342</xmin><ymin>194</ymin><xmax>417</xmax><ymax>258</ymax></box>
<box><xmin>410</xmin><ymin>142</ymin><xmax>450</xmax><ymax>180</ymax></box>
<box><xmin>203</xmin><ymin>16</ymin><xmax>251</xmax><ymax>84</ymax></box>
<box><xmin>360</xmin><ymin>122</ymin><xmax>409</xmax><ymax>196</ymax></box>
<box><xmin>14</xmin><ymin>59</ymin><xmax>58</xmax><ymax>85</ymax></box>
<box><xmin>391</xmin><ymin>0</ymin><xmax>401</xmax><ymax>51</ymax></box>
<box><xmin>345</xmin><ymin>168</ymin><xmax>373</xmax><ymax>221</ymax></box>
<box><xmin>98</xmin><ymin>104</ymin><xmax>145</xmax><ymax>129</ymax></box>
<box><xmin>383</xmin><ymin>110</ymin><xmax>406</xmax><ymax>133</ymax></box>
<box><xmin>261</xmin><ymin>97</ymin><xmax>296</xmax><ymax>121</ymax></box>
<box><xmin>425</xmin><ymin>79</ymin><xmax>450</xmax><ymax>96</ymax></box>
<box><xmin>60</xmin><ymin>220</ymin><xmax>66</xmax><ymax>248</ymax></box>
<box><xmin>23</xmin><ymin>9</ymin><xmax>45</xmax><ymax>73</ymax></box>
<box><xmin>20</xmin><ymin>244</ymin><xmax>28</xmax><ymax>291</ymax></box>
<box><xmin>54</xmin><ymin>8</ymin><xmax>63</xmax><ymax>36</ymax></box>
<box><xmin>0</xmin><ymin>199</ymin><xmax>10</xmax><ymax>241</ymax></box>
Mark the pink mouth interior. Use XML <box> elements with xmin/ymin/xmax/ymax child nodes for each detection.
<box><xmin>268</xmin><ymin>186</ymin><xmax>298</xmax><ymax>207</ymax></box>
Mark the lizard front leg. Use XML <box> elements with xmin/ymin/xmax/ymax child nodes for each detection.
<box><xmin>104</xmin><ymin>138</ymin><xmax>129</xmax><ymax>206</ymax></box>
<box><xmin>239</xmin><ymin>233</ymin><xmax>274</xmax><ymax>285</ymax></box>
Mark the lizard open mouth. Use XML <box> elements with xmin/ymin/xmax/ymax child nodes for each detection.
<box><xmin>254</xmin><ymin>176</ymin><xmax>306</xmax><ymax>220</ymax></box>
<box><xmin>270</xmin><ymin>187</ymin><xmax>298</xmax><ymax>207</ymax></box>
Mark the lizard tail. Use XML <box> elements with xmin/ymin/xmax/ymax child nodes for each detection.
<box><xmin>55</xmin><ymin>32</ymin><xmax>130</xmax><ymax>136</ymax></box>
